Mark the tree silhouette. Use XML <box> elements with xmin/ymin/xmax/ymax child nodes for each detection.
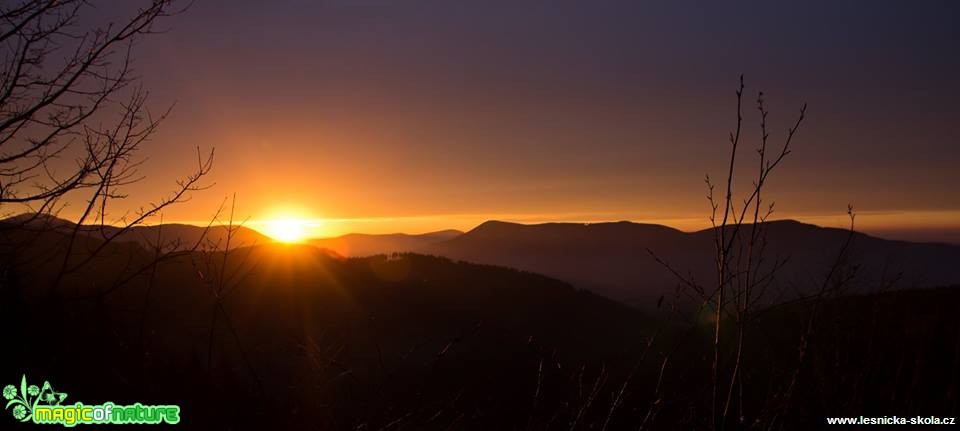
<box><xmin>0</xmin><ymin>0</ymin><xmax>212</xmax><ymax>290</ymax></box>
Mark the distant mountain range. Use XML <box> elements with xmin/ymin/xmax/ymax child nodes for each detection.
<box><xmin>423</xmin><ymin>220</ymin><xmax>960</xmax><ymax>306</ymax></box>
<box><xmin>6</xmin><ymin>214</ymin><xmax>959</xmax><ymax>308</ymax></box>
<box><xmin>295</xmin><ymin>219</ymin><xmax>960</xmax><ymax>308</ymax></box>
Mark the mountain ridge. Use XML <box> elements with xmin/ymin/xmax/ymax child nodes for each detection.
<box><xmin>424</xmin><ymin>218</ymin><xmax>960</xmax><ymax>308</ymax></box>
<box><xmin>0</xmin><ymin>213</ymin><xmax>271</xmax><ymax>249</ymax></box>
<box><xmin>6</xmin><ymin>214</ymin><xmax>959</xmax><ymax>310</ymax></box>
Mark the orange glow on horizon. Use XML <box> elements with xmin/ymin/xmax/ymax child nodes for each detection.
<box><xmin>260</xmin><ymin>218</ymin><xmax>311</xmax><ymax>243</ymax></box>
<box><xmin>249</xmin><ymin>206</ymin><xmax>325</xmax><ymax>242</ymax></box>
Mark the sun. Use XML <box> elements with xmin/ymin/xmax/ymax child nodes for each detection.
<box><xmin>263</xmin><ymin>218</ymin><xmax>310</xmax><ymax>243</ymax></box>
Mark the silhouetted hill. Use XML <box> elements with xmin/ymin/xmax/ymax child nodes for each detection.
<box><xmin>310</xmin><ymin>229</ymin><xmax>462</xmax><ymax>256</ymax></box>
<box><xmin>1</xmin><ymin>225</ymin><xmax>650</xmax><ymax>428</ymax></box>
<box><xmin>424</xmin><ymin>219</ymin><xmax>960</xmax><ymax>307</ymax></box>
<box><xmin>0</xmin><ymin>213</ymin><xmax>271</xmax><ymax>249</ymax></box>
<box><xmin>2</xmin><ymin>221</ymin><xmax>959</xmax><ymax>429</ymax></box>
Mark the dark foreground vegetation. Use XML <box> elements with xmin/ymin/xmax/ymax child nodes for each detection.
<box><xmin>1</xmin><ymin>224</ymin><xmax>958</xmax><ymax>430</ymax></box>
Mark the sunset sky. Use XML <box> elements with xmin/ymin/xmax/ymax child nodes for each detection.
<box><xmin>75</xmin><ymin>1</ymin><xmax>959</xmax><ymax>241</ymax></box>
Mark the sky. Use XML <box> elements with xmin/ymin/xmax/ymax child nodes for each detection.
<box><xmin>62</xmin><ymin>0</ymin><xmax>960</xmax><ymax>241</ymax></box>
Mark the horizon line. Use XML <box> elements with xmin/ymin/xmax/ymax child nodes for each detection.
<box><xmin>12</xmin><ymin>210</ymin><xmax>960</xmax><ymax>243</ymax></box>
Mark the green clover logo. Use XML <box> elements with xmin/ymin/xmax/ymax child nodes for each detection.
<box><xmin>3</xmin><ymin>375</ymin><xmax>66</xmax><ymax>422</ymax></box>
